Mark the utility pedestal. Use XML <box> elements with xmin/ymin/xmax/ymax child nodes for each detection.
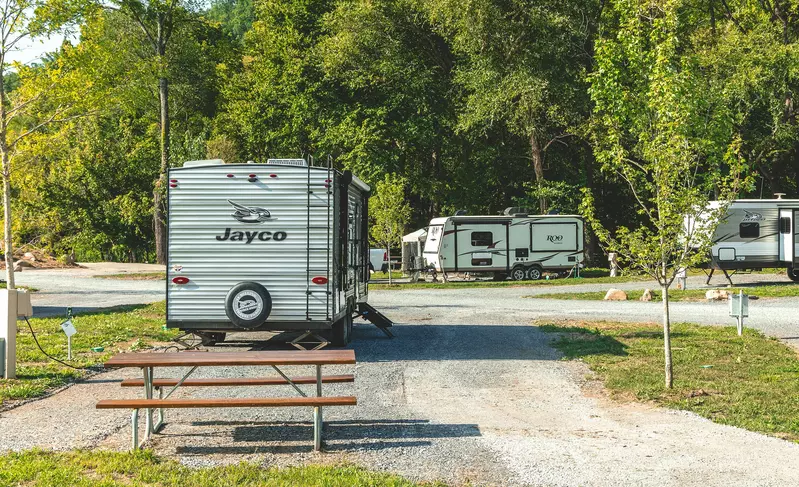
<box><xmin>0</xmin><ymin>289</ymin><xmax>19</xmax><ymax>379</ymax></box>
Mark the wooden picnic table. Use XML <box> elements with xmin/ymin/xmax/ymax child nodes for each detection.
<box><xmin>97</xmin><ymin>349</ymin><xmax>357</xmax><ymax>450</ymax></box>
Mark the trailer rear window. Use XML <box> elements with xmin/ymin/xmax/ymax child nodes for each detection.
<box><xmin>780</xmin><ymin>217</ymin><xmax>791</xmax><ymax>234</ymax></box>
<box><xmin>471</xmin><ymin>232</ymin><xmax>493</xmax><ymax>247</ymax></box>
<box><xmin>740</xmin><ymin>222</ymin><xmax>760</xmax><ymax>239</ymax></box>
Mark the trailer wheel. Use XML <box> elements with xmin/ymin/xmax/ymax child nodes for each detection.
<box><xmin>526</xmin><ymin>265</ymin><xmax>543</xmax><ymax>281</ymax></box>
<box><xmin>789</xmin><ymin>267</ymin><xmax>799</xmax><ymax>282</ymax></box>
<box><xmin>331</xmin><ymin>312</ymin><xmax>353</xmax><ymax>347</ymax></box>
<box><xmin>225</xmin><ymin>282</ymin><xmax>272</xmax><ymax>329</ymax></box>
<box><xmin>510</xmin><ymin>266</ymin><xmax>527</xmax><ymax>281</ymax></box>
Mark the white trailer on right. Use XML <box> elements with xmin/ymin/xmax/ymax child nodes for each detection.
<box><xmin>423</xmin><ymin>209</ymin><xmax>585</xmax><ymax>281</ymax></box>
<box><xmin>702</xmin><ymin>198</ymin><xmax>799</xmax><ymax>282</ymax></box>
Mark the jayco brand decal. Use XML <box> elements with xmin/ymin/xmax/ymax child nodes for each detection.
<box><xmin>216</xmin><ymin>229</ymin><xmax>287</xmax><ymax>243</ymax></box>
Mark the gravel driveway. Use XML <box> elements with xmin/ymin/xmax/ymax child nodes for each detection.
<box><xmin>3</xmin><ymin>273</ymin><xmax>799</xmax><ymax>486</ymax></box>
<box><xmin>6</xmin><ymin>269</ymin><xmax>799</xmax><ymax>487</ymax></box>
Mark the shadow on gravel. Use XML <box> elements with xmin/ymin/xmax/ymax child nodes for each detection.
<box><xmin>171</xmin><ymin>419</ymin><xmax>480</xmax><ymax>455</ymax></box>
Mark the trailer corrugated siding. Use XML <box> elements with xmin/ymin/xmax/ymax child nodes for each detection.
<box><xmin>167</xmin><ymin>164</ymin><xmax>334</xmax><ymax>324</ymax></box>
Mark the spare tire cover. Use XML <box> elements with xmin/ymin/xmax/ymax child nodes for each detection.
<box><xmin>225</xmin><ymin>282</ymin><xmax>272</xmax><ymax>329</ymax></box>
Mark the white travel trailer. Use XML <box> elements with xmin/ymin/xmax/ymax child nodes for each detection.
<box><xmin>166</xmin><ymin>158</ymin><xmax>392</xmax><ymax>346</ymax></box>
<box><xmin>703</xmin><ymin>198</ymin><xmax>799</xmax><ymax>282</ymax></box>
<box><xmin>423</xmin><ymin>210</ymin><xmax>585</xmax><ymax>280</ymax></box>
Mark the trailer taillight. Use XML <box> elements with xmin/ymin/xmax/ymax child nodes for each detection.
<box><xmin>170</xmin><ymin>179</ymin><xmax>177</xmax><ymax>183</ymax></box>
<box><xmin>312</xmin><ymin>276</ymin><xmax>328</xmax><ymax>285</ymax></box>
<box><xmin>172</xmin><ymin>277</ymin><xmax>189</xmax><ymax>284</ymax></box>
<box><xmin>248</xmin><ymin>174</ymin><xmax>257</xmax><ymax>182</ymax></box>
<box><xmin>226</xmin><ymin>174</ymin><xmax>234</xmax><ymax>178</ymax></box>
<box><xmin>269</xmin><ymin>174</ymin><xmax>277</xmax><ymax>178</ymax></box>
<box><xmin>169</xmin><ymin>184</ymin><xmax>178</xmax><ymax>188</ymax></box>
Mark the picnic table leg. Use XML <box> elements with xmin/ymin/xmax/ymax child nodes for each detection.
<box><xmin>131</xmin><ymin>409</ymin><xmax>139</xmax><ymax>450</ymax></box>
<box><xmin>143</xmin><ymin>366</ymin><xmax>154</xmax><ymax>438</ymax></box>
<box><xmin>314</xmin><ymin>364</ymin><xmax>323</xmax><ymax>451</ymax></box>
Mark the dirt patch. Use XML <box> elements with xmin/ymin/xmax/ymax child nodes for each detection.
<box><xmin>0</xmin><ymin>245</ymin><xmax>82</xmax><ymax>270</ymax></box>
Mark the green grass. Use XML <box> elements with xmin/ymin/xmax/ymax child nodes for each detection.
<box><xmin>541</xmin><ymin>320</ymin><xmax>799</xmax><ymax>441</ymax></box>
<box><xmin>1</xmin><ymin>302</ymin><xmax>178</xmax><ymax>405</ymax></box>
<box><xmin>95</xmin><ymin>272</ymin><xmax>166</xmax><ymax>280</ymax></box>
<box><xmin>528</xmin><ymin>284</ymin><xmax>799</xmax><ymax>301</ymax></box>
<box><xmin>369</xmin><ymin>270</ymin><xmax>404</xmax><ymax>279</ymax></box>
<box><xmin>0</xmin><ymin>449</ymin><xmax>442</xmax><ymax>486</ymax></box>
<box><xmin>0</xmin><ymin>283</ymin><xmax>38</xmax><ymax>291</ymax></box>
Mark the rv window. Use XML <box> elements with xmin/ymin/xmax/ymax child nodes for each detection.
<box><xmin>779</xmin><ymin>217</ymin><xmax>791</xmax><ymax>234</ymax></box>
<box><xmin>739</xmin><ymin>222</ymin><xmax>760</xmax><ymax>239</ymax></box>
<box><xmin>471</xmin><ymin>232</ymin><xmax>493</xmax><ymax>247</ymax></box>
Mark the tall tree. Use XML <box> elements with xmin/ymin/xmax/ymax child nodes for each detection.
<box><xmin>584</xmin><ymin>0</ymin><xmax>751</xmax><ymax>388</ymax></box>
<box><xmin>0</xmin><ymin>0</ymin><xmax>92</xmax><ymax>287</ymax></box>
<box><xmin>99</xmin><ymin>0</ymin><xmax>196</xmax><ymax>264</ymax></box>
<box><xmin>422</xmin><ymin>0</ymin><xmax>601</xmax><ymax>212</ymax></box>
<box><xmin>370</xmin><ymin>173</ymin><xmax>410</xmax><ymax>284</ymax></box>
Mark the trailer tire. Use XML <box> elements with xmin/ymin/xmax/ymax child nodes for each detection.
<box><xmin>331</xmin><ymin>312</ymin><xmax>353</xmax><ymax>347</ymax></box>
<box><xmin>225</xmin><ymin>282</ymin><xmax>272</xmax><ymax>329</ymax></box>
<box><xmin>510</xmin><ymin>266</ymin><xmax>527</xmax><ymax>281</ymax></box>
<box><xmin>788</xmin><ymin>267</ymin><xmax>799</xmax><ymax>282</ymax></box>
<box><xmin>526</xmin><ymin>265</ymin><xmax>543</xmax><ymax>281</ymax></box>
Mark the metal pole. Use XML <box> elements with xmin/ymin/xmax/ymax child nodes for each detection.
<box><xmin>67</xmin><ymin>335</ymin><xmax>72</xmax><ymax>360</ymax></box>
<box><xmin>737</xmin><ymin>290</ymin><xmax>744</xmax><ymax>336</ymax></box>
<box><xmin>314</xmin><ymin>364</ymin><xmax>323</xmax><ymax>451</ymax></box>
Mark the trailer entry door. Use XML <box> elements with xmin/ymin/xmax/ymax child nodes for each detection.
<box><xmin>779</xmin><ymin>209</ymin><xmax>794</xmax><ymax>264</ymax></box>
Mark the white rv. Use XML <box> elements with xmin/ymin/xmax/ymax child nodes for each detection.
<box><xmin>166</xmin><ymin>158</ymin><xmax>392</xmax><ymax>346</ymax></box>
<box><xmin>423</xmin><ymin>210</ymin><xmax>585</xmax><ymax>280</ymax></box>
<box><xmin>704</xmin><ymin>199</ymin><xmax>799</xmax><ymax>281</ymax></box>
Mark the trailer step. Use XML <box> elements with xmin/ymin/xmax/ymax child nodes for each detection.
<box><xmin>356</xmin><ymin>303</ymin><xmax>394</xmax><ymax>338</ymax></box>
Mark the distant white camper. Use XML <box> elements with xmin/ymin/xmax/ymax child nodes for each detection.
<box><xmin>702</xmin><ymin>198</ymin><xmax>799</xmax><ymax>282</ymax></box>
<box><xmin>423</xmin><ymin>209</ymin><xmax>585</xmax><ymax>280</ymax></box>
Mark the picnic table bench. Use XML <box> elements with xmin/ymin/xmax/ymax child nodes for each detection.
<box><xmin>96</xmin><ymin>350</ymin><xmax>357</xmax><ymax>451</ymax></box>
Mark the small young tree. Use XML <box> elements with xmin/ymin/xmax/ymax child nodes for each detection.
<box><xmin>370</xmin><ymin>173</ymin><xmax>410</xmax><ymax>284</ymax></box>
<box><xmin>584</xmin><ymin>0</ymin><xmax>750</xmax><ymax>388</ymax></box>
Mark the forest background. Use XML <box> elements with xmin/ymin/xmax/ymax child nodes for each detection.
<box><xmin>8</xmin><ymin>0</ymin><xmax>797</xmax><ymax>264</ymax></box>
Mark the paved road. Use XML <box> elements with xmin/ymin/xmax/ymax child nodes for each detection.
<box><xmin>14</xmin><ymin>264</ymin><xmax>165</xmax><ymax>317</ymax></box>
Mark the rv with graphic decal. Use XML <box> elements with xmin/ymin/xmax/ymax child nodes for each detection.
<box><xmin>701</xmin><ymin>198</ymin><xmax>799</xmax><ymax>282</ymax></box>
<box><xmin>165</xmin><ymin>158</ymin><xmax>393</xmax><ymax>347</ymax></box>
<box><xmin>423</xmin><ymin>209</ymin><xmax>585</xmax><ymax>281</ymax></box>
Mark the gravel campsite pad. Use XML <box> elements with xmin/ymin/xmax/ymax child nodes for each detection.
<box><xmin>2</xmin><ymin>268</ymin><xmax>799</xmax><ymax>486</ymax></box>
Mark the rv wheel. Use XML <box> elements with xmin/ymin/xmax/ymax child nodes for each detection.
<box><xmin>526</xmin><ymin>266</ymin><xmax>543</xmax><ymax>280</ymax></box>
<box><xmin>331</xmin><ymin>312</ymin><xmax>353</xmax><ymax>347</ymax></box>
<box><xmin>225</xmin><ymin>282</ymin><xmax>272</xmax><ymax>329</ymax></box>
<box><xmin>510</xmin><ymin>266</ymin><xmax>527</xmax><ymax>281</ymax></box>
<box><xmin>788</xmin><ymin>267</ymin><xmax>799</xmax><ymax>282</ymax></box>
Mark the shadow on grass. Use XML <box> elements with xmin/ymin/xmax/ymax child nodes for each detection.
<box><xmin>539</xmin><ymin>325</ymin><xmax>629</xmax><ymax>358</ymax></box>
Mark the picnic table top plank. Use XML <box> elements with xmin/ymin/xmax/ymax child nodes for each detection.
<box><xmin>103</xmin><ymin>349</ymin><xmax>356</xmax><ymax>368</ymax></box>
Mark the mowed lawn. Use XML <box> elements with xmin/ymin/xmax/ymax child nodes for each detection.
<box><xmin>529</xmin><ymin>284</ymin><xmax>799</xmax><ymax>301</ymax></box>
<box><xmin>0</xmin><ymin>449</ymin><xmax>441</xmax><ymax>487</ymax></box>
<box><xmin>541</xmin><ymin>320</ymin><xmax>799</xmax><ymax>441</ymax></box>
<box><xmin>1</xmin><ymin>302</ymin><xmax>177</xmax><ymax>405</ymax></box>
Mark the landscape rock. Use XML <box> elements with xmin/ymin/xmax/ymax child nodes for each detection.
<box><xmin>22</xmin><ymin>252</ymin><xmax>36</xmax><ymax>262</ymax></box>
<box><xmin>12</xmin><ymin>261</ymin><xmax>23</xmax><ymax>272</ymax></box>
<box><xmin>705</xmin><ymin>289</ymin><xmax>730</xmax><ymax>301</ymax></box>
<box><xmin>640</xmin><ymin>289</ymin><xmax>653</xmax><ymax>302</ymax></box>
<box><xmin>604</xmin><ymin>288</ymin><xmax>628</xmax><ymax>301</ymax></box>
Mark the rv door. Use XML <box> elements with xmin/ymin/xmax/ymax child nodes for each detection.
<box><xmin>779</xmin><ymin>209</ymin><xmax>795</xmax><ymax>264</ymax></box>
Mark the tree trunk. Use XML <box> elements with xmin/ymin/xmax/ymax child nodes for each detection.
<box><xmin>387</xmin><ymin>246</ymin><xmax>392</xmax><ymax>285</ymax></box>
<box><xmin>661</xmin><ymin>284</ymin><xmax>673</xmax><ymax>388</ymax></box>
<box><xmin>154</xmin><ymin>75</ymin><xmax>169</xmax><ymax>264</ymax></box>
<box><xmin>530</xmin><ymin>131</ymin><xmax>546</xmax><ymax>213</ymax></box>
<box><xmin>0</xmin><ymin>68</ymin><xmax>14</xmax><ymax>290</ymax></box>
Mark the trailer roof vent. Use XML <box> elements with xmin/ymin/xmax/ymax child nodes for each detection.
<box><xmin>266</xmin><ymin>158</ymin><xmax>307</xmax><ymax>167</ymax></box>
<box><xmin>774</xmin><ymin>193</ymin><xmax>786</xmax><ymax>200</ymax></box>
<box><xmin>503</xmin><ymin>206</ymin><xmax>531</xmax><ymax>217</ymax></box>
<box><xmin>183</xmin><ymin>159</ymin><xmax>224</xmax><ymax>168</ymax></box>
